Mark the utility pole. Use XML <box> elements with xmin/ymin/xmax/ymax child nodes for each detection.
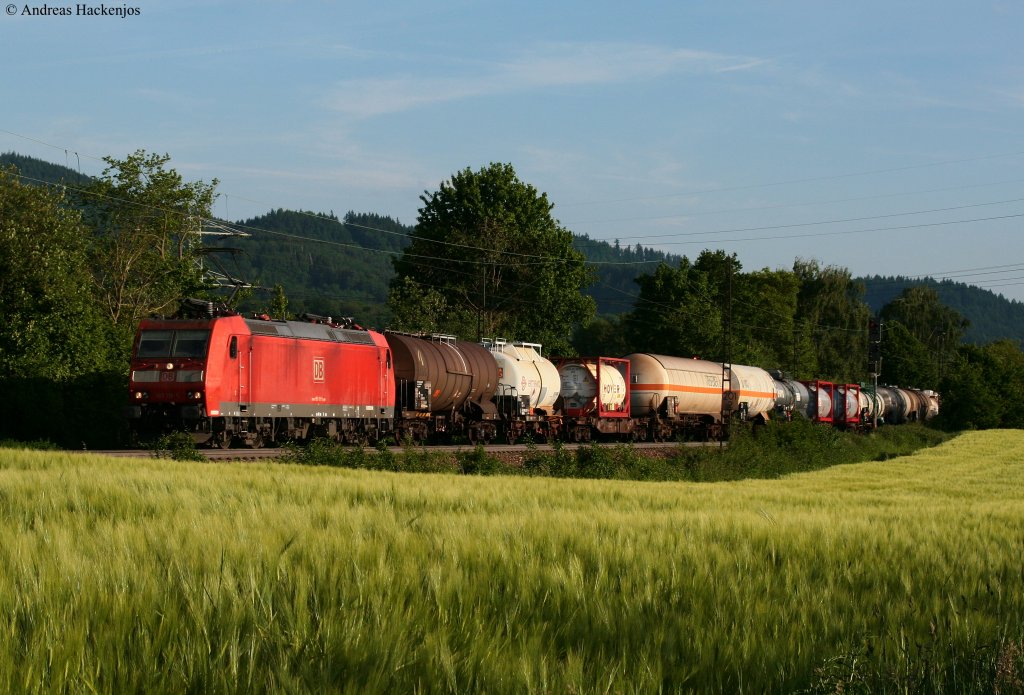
<box><xmin>868</xmin><ymin>317</ymin><xmax>883</xmax><ymax>430</ymax></box>
<box><xmin>720</xmin><ymin>261</ymin><xmax>733</xmax><ymax>446</ymax></box>
<box><xmin>477</xmin><ymin>264</ymin><xmax>486</xmax><ymax>342</ymax></box>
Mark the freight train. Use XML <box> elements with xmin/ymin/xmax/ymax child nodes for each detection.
<box><xmin>125</xmin><ymin>302</ymin><xmax>939</xmax><ymax>447</ymax></box>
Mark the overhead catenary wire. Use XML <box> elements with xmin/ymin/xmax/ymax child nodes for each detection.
<box><xmin>7</xmin><ymin>160</ymin><xmax>1020</xmax><ymax>336</ymax></box>
<box><xmin>565</xmin><ymin>176</ymin><xmax>1024</xmax><ymax>230</ymax></box>
<box><xmin>571</xmin><ymin>196</ymin><xmax>1024</xmax><ymax>245</ymax></box>
<box><xmin>10</xmin><ymin>157</ymin><xmax>1024</xmax><ymax>313</ymax></box>
<box><xmin>555</xmin><ymin>148</ymin><xmax>1024</xmax><ymax>208</ymax></box>
<box><xmin>4</xmin><ymin>128</ymin><xmax>1022</xmax><ymax>335</ymax></box>
<box><xmin>2</xmin><ymin>126</ymin><xmax>1022</xmax><ymax>268</ymax></box>
<box><xmin>3</xmin><ymin>126</ymin><xmax>1022</xmax><ymax>273</ymax></box>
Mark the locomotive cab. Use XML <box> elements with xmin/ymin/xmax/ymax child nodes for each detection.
<box><xmin>126</xmin><ymin>321</ymin><xmax>217</xmax><ymax>438</ymax></box>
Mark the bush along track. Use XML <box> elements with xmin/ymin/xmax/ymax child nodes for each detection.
<box><xmin>280</xmin><ymin>420</ymin><xmax>953</xmax><ymax>482</ymax></box>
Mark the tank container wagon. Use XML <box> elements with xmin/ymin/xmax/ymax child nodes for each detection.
<box><xmin>834</xmin><ymin>384</ymin><xmax>862</xmax><ymax>429</ymax></box>
<box><xmin>383</xmin><ymin>332</ymin><xmax>499</xmax><ymax>443</ymax></box>
<box><xmin>126</xmin><ymin>302</ymin><xmax>395</xmax><ymax>448</ymax></box>
<box><xmin>555</xmin><ymin>357</ymin><xmax>632</xmax><ymax>442</ymax></box>
<box><xmin>797</xmin><ymin>380</ymin><xmax>835</xmax><ymax>424</ymax></box>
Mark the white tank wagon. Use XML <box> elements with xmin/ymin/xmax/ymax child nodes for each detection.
<box><xmin>625</xmin><ymin>353</ymin><xmax>778</xmax><ymax>439</ymax></box>
<box><xmin>485</xmin><ymin>340</ymin><xmax>561</xmax><ymax>412</ymax></box>
<box><xmin>627</xmin><ymin>354</ymin><xmax>719</xmax><ymax>417</ymax></box>
<box><xmin>730</xmin><ymin>364</ymin><xmax>780</xmax><ymax>419</ymax></box>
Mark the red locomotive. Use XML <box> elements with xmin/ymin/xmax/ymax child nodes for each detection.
<box><xmin>125</xmin><ymin>302</ymin><xmax>395</xmax><ymax>447</ymax></box>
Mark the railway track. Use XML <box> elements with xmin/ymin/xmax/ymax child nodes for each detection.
<box><xmin>88</xmin><ymin>440</ymin><xmax>716</xmax><ymax>462</ymax></box>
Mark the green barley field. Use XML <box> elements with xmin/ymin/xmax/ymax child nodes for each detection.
<box><xmin>1</xmin><ymin>431</ymin><xmax>1023</xmax><ymax>693</ymax></box>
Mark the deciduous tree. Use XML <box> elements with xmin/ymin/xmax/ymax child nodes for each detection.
<box><xmin>76</xmin><ymin>150</ymin><xmax>218</xmax><ymax>353</ymax></box>
<box><xmin>793</xmin><ymin>259</ymin><xmax>871</xmax><ymax>381</ymax></box>
<box><xmin>389</xmin><ymin>163</ymin><xmax>595</xmax><ymax>353</ymax></box>
<box><xmin>624</xmin><ymin>258</ymin><xmax>720</xmax><ymax>357</ymax></box>
<box><xmin>0</xmin><ymin>167</ymin><xmax>112</xmax><ymax>380</ymax></box>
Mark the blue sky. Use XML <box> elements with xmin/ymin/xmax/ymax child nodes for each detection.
<box><xmin>3</xmin><ymin>0</ymin><xmax>1023</xmax><ymax>301</ymax></box>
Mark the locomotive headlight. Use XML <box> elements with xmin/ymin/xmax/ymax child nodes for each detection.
<box><xmin>134</xmin><ymin>391</ymin><xmax>143</xmax><ymax>400</ymax></box>
<box><xmin>166</xmin><ymin>363</ymin><xmax>174</xmax><ymax>370</ymax></box>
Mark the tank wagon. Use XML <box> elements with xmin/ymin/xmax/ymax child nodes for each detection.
<box><xmin>858</xmin><ymin>387</ymin><xmax>885</xmax><ymax>425</ymax></box>
<box><xmin>484</xmin><ymin>340</ymin><xmax>562</xmax><ymax>442</ymax></box>
<box><xmin>626</xmin><ymin>354</ymin><xmax>778</xmax><ymax>440</ymax></box>
<box><xmin>384</xmin><ymin>332</ymin><xmax>499</xmax><ymax>443</ymax></box>
<box><xmin>126</xmin><ymin>306</ymin><xmax>394</xmax><ymax>447</ymax></box>
<box><xmin>771</xmin><ymin>374</ymin><xmax>808</xmax><ymax>421</ymax></box>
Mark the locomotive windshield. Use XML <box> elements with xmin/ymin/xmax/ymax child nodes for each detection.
<box><xmin>137</xmin><ymin>329</ymin><xmax>211</xmax><ymax>359</ymax></box>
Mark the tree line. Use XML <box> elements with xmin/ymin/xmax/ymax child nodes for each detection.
<box><xmin>2</xmin><ymin>156</ymin><xmax>1022</xmax><ymax>447</ymax></box>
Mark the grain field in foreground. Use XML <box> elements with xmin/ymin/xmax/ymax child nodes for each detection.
<box><xmin>1</xmin><ymin>430</ymin><xmax>1022</xmax><ymax>693</ymax></box>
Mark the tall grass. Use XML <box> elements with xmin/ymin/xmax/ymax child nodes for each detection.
<box><xmin>0</xmin><ymin>430</ymin><xmax>1021</xmax><ymax>692</ymax></box>
<box><xmin>675</xmin><ymin>419</ymin><xmax>952</xmax><ymax>482</ymax></box>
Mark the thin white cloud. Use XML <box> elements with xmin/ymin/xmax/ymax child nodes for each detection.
<box><xmin>323</xmin><ymin>42</ymin><xmax>766</xmax><ymax>119</ymax></box>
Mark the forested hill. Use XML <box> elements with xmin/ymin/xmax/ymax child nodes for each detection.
<box><xmin>4</xmin><ymin>151</ymin><xmax>1023</xmax><ymax>345</ymax></box>
<box><xmin>860</xmin><ymin>275</ymin><xmax>1024</xmax><ymax>346</ymax></box>
<box><xmin>573</xmin><ymin>233</ymin><xmax>683</xmax><ymax>315</ymax></box>
<box><xmin>215</xmin><ymin>209</ymin><xmax>410</xmax><ymax>326</ymax></box>
<box><xmin>0</xmin><ymin>152</ymin><xmax>90</xmax><ymax>187</ymax></box>
<box><xmin>214</xmin><ymin>213</ymin><xmax>682</xmax><ymax>322</ymax></box>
